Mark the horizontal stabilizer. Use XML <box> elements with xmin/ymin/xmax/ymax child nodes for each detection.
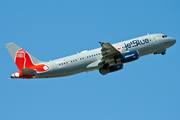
<box><xmin>21</xmin><ymin>68</ymin><xmax>36</xmax><ymax>75</ymax></box>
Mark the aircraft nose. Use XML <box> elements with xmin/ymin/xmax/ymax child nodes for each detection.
<box><xmin>171</xmin><ymin>37</ymin><xmax>176</xmax><ymax>45</ymax></box>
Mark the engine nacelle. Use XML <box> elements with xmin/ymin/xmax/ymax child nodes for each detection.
<box><xmin>99</xmin><ymin>64</ymin><xmax>123</xmax><ymax>75</ymax></box>
<box><xmin>115</xmin><ymin>50</ymin><xmax>139</xmax><ymax>64</ymax></box>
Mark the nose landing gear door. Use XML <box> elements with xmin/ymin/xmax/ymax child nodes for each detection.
<box><xmin>151</xmin><ymin>35</ymin><xmax>159</xmax><ymax>44</ymax></box>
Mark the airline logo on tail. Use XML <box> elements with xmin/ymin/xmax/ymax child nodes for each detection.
<box><xmin>9</xmin><ymin>47</ymin><xmax>50</xmax><ymax>79</ymax></box>
<box><xmin>15</xmin><ymin>49</ymin><xmax>49</xmax><ymax>72</ymax></box>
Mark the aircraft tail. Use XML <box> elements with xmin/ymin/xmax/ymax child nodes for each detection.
<box><xmin>5</xmin><ymin>43</ymin><xmax>43</xmax><ymax>70</ymax></box>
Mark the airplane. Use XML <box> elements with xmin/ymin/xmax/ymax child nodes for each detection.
<box><xmin>5</xmin><ymin>33</ymin><xmax>176</xmax><ymax>79</ymax></box>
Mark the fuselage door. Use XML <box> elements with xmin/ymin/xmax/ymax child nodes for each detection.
<box><xmin>151</xmin><ymin>35</ymin><xmax>159</xmax><ymax>44</ymax></box>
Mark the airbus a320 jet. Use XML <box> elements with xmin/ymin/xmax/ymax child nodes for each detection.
<box><xmin>5</xmin><ymin>33</ymin><xmax>176</xmax><ymax>79</ymax></box>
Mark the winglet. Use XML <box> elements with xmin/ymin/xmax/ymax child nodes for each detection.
<box><xmin>99</xmin><ymin>42</ymin><xmax>104</xmax><ymax>46</ymax></box>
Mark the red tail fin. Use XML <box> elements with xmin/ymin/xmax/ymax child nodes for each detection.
<box><xmin>6</xmin><ymin>43</ymin><xmax>50</xmax><ymax>79</ymax></box>
<box><xmin>15</xmin><ymin>49</ymin><xmax>35</xmax><ymax>70</ymax></box>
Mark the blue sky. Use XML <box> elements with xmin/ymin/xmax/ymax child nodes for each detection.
<box><xmin>1</xmin><ymin>0</ymin><xmax>180</xmax><ymax>120</ymax></box>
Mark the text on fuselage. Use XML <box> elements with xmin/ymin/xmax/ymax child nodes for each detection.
<box><xmin>124</xmin><ymin>38</ymin><xmax>149</xmax><ymax>51</ymax></box>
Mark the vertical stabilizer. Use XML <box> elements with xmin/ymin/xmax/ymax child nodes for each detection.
<box><xmin>5</xmin><ymin>43</ymin><xmax>43</xmax><ymax>70</ymax></box>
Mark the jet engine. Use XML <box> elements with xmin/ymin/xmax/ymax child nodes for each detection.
<box><xmin>99</xmin><ymin>64</ymin><xmax>123</xmax><ymax>75</ymax></box>
<box><xmin>115</xmin><ymin>50</ymin><xmax>139</xmax><ymax>64</ymax></box>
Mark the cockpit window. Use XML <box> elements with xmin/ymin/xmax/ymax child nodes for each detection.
<box><xmin>162</xmin><ymin>35</ymin><xmax>167</xmax><ymax>38</ymax></box>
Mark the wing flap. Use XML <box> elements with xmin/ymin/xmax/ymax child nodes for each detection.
<box><xmin>99</xmin><ymin>43</ymin><xmax>122</xmax><ymax>66</ymax></box>
<box><xmin>100</xmin><ymin>43</ymin><xmax>122</xmax><ymax>63</ymax></box>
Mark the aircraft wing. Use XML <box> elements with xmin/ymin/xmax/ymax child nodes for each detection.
<box><xmin>99</xmin><ymin>42</ymin><xmax>122</xmax><ymax>65</ymax></box>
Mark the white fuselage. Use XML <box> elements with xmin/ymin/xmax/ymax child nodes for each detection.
<box><xmin>37</xmin><ymin>33</ymin><xmax>176</xmax><ymax>78</ymax></box>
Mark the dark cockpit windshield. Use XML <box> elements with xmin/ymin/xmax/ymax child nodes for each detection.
<box><xmin>162</xmin><ymin>35</ymin><xmax>167</xmax><ymax>38</ymax></box>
